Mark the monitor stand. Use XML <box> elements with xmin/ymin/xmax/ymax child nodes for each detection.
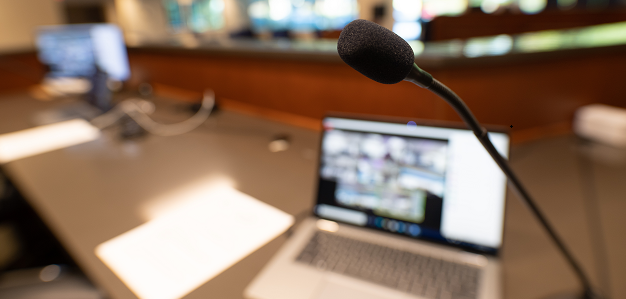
<box><xmin>87</xmin><ymin>68</ymin><xmax>112</xmax><ymax>113</ymax></box>
<box><xmin>31</xmin><ymin>69</ymin><xmax>111</xmax><ymax>126</ymax></box>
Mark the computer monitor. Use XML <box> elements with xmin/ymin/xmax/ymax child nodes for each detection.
<box><xmin>36</xmin><ymin>24</ymin><xmax>130</xmax><ymax>112</ymax></box>
<box><xmin>36</xmin><ymin>24</ymin><xmax>130</xmax><ymax>81</ymax></box>
<box><xmin>246</xmin><ymin>0</ymin><xmax>358</xmax><ymax>33</ymax></box>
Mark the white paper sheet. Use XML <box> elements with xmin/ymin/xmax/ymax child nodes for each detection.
<box><xmin>96</xmin><ymin>187</ymin><xmax>294</xmax><ymax>299</ymax></box>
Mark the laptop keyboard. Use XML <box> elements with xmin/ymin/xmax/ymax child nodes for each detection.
<box><xmin>296</xmin><ymin>231</ymin><xmax>481</xmax><ymax>299</ymax></box>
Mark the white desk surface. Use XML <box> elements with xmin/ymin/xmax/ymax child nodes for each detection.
<box><xmin>0</xmin><ymin>94</ymin><xmax>624</xmax><ymax>299</ymax></box>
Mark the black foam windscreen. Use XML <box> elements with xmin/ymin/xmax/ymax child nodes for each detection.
<box><xmin>337</xmin><ymin>19</ymin><xmax>415</xmax><ymax>84</ymax></box>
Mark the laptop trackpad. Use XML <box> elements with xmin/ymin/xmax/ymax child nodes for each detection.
<box><xmin>313</xmin><ymin>280</ymin><xmax>395</xmax><ymax>299</ymax></box>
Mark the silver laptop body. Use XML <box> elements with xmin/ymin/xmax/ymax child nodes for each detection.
<box><xmin>246</xmin><ymin>116</ymin><xmax>510</xmax><ymax>299</ymax></box>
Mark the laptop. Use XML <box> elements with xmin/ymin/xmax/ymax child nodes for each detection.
<box><xmin>245</xmin><ymin>115</ymin><xmax>510</xmax><ymax>299</ymax></box>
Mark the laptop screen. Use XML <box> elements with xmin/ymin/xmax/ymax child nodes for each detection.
<box><xmin>314</xmin><ymin>117</ymin><xmax>509</xmax><ymax>255</ymax></box>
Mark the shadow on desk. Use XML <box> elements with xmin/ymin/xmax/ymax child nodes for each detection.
<box><xmin>0</xmin><ymin>171</ymin><xmax>103</xmax><ymax>298</ymax></box>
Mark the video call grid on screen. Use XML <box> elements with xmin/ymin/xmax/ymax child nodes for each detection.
<box><xmin>315</xmin><ymin>117</ymin><xmax>509</xmax><ymax>254</ymax></box>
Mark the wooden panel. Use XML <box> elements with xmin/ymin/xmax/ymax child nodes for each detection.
<box><xmin>127</xmin><ymin>50</ymin><xmax>448</xmax><ymax>123</ymax></box>
<box><xmin>127</xmin><ymin>47</ymin><xmax>626</xmax><ymax>134</ymax></box>
<box><xmin>0</xmin><ymin>52</ymin><xmax>46</xmax><ymax>95</ymax></box>
<box><xmin>430</xmin><ymin>9</ymin><xmax>626</xmax><ymax>41</ymax></box>
<box><xmin>151</xmin><ymin>83</ymin><xmax>322</xmax><ymax>131</ymax></box>
<box><xmin>149</xmin><ymin>82</ymin><xmax>570</xmax><ymax>144</ymax></box>
<box><xmin>4</xmin><ymin>47</ymin><xmax>626</xmax><ymax>143</ymax></box>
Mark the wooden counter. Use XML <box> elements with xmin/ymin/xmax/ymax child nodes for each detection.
<box><xmin>3</xmin><ymin>21</ymin><xmax>626</xmax><ymax>143</ymax></box>
<box><xmin>126</xmin><ymin>37</ymin><xmax>626</xmax><ymax>141</ymax></box>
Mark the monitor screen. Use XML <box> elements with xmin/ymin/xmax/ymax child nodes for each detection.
<box><xmin>315</xmin><ymin>117</ymin><xmax>509</xmax><ymax>254</ymax></box>
<box><xmin>36</xmin><ymin>24</ymin><xmax>130</xmax><ymax>81</ymax></box>
<box><xmin>246</xmin><ymin>0</ymin><xmax>358</xmax><ymax>33</ymax></box>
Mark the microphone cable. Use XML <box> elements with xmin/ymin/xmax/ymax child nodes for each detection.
<box><xmin>90</xmin><ymin>89</ymin><xmax>215</xmax><ymax>137</ymax></box>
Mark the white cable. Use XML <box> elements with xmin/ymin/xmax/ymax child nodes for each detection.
<box><xmin>90</xmin><ymin>90</ymin><xmax>215</xmax><ymax>137</ymax></box>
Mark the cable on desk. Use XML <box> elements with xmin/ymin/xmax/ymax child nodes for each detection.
<box><xmin>90</xmin><ymin>90</ymin><xmax>215</xmax><ymax>136</ymax></box>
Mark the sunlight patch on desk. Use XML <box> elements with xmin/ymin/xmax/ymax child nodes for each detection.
<box><xmin>0</xmin><ymin>119</ymin><xmax>100</xmax><ymax>163</ymax></box>
<box><xmin>140</xmin><ymin>176</ymin><xmax>238</xmax><ymax>222</ymax></box>
<box><xmin>95</xmin><ymin>185</ymin><xmax>294</xmax><ymax>299</ymax></box>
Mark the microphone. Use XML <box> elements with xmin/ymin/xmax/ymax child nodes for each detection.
<box><xmin>338</xmin><ymin>19</ymin><xmax>434</xmax><ymax>87</ymax></box>
<box><xmin>337</xmin><ymin>19</ymin><xmax>415</xmax><ymax>84</ymax></box>
<box><xmin>338</xmin><ymin>19</ymin><xmax>600</xmax><ymax>299</ymax></box>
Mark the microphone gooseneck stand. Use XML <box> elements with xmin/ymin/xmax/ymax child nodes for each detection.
<box><xmin>406</xmin><ymin>64</ymin><xmax>598</xmax><ymax>299</ymax></box>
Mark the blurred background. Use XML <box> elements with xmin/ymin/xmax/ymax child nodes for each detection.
<box><xmin>0</xmin><ymin>0</ymin><xmax>626</xmax><ymax>299</ymax></box>
<box><xmin>1</xmin><ymin>0</ymin><xmax>626</xmax><ymax>134</ymax></box>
